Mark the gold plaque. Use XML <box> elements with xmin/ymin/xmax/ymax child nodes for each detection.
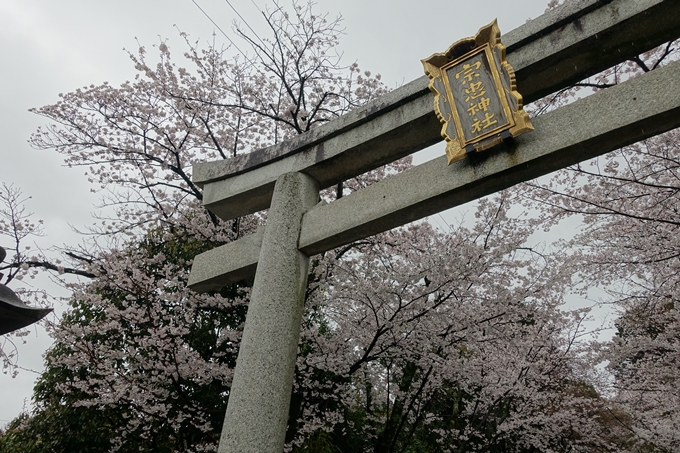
<box><xmin>422</xmin><ymin>20</ymin><xmax>533</xmax><ymax>164</ymax></box>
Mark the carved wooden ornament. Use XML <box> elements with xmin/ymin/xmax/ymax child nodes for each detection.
<box><xmin>422</xmin><ymin>20</ymin><xmax>533</xmax><ymax>164</ymax></box>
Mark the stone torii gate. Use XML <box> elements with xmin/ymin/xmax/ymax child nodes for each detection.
<box><xmin>187</xmin><ymin>0</ymin><xmax>680</xmax><ymax>451</ymax></box>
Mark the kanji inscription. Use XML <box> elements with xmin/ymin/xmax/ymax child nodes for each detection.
<box><xmin>422</xmin><ymin>20</ymin><xmax>533</xmax><ymax>164</ymax></box>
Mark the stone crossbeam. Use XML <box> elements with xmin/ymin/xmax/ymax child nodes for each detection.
<box><xmin>190</xmin><ymin>228</ymin><xmax>264</xmax><ymax>292</ymax></box>
<box><xmin>193</xmin><ymin>0</ymin><xmax>680</xmax><ymax>221</ymax></box>
<box><xmin>188</xmin><ymin>59</ymin><xmax>680</xmax><ymax>292</ymax></box>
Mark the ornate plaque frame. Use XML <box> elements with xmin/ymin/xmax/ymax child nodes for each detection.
<box><xmin>422</xmin><ymin>20</ymin><xmax>533</xmax><ymax>164</ymax></box>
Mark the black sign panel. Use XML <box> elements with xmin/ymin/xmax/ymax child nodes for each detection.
<box><xmin>444</xmin><ymin>47</ymin><xmax>511</xmax><ymax>143</ymax></box>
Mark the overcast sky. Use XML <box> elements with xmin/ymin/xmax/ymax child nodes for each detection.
<box><xmin>0</xmin><ymin>0</ymin><xmax>549</xmax><ymax>426</ymax></box>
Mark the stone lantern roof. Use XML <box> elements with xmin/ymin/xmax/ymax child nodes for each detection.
<box><xmin>0</xmin><ymin>246</ymin><xmax>52</xmax><ymax>335</ymax></box>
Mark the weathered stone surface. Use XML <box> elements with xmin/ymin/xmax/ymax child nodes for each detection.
<box><xmin>299</xmin><ymin>58</ymin><xmax>680</xmax><ymax>254</ymax></box>
<box><xmin>217</xmin><ymin>172</ymin><xmax>319</xmax><ymax>453</ymax></box>
<box><xmin>189</xmin><ymin>58</ymin><xmax>680</xmax><ymax>290</ymax></box>
<box><xmin>187</xmin><ymin>227</ymin><xmax>264</xmax><ymax>292</ymax></box>
<box><xmin>195</xmin><ymin>0</ymin><xmax>680</xmax><ymax>221</ymax></box>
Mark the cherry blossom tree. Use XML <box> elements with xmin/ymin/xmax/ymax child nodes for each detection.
<box><xmin>28</xmin><ymin>0</ymin><xmax>384</xmax><ymax>236</ymax></box>
<box><xmin>0</xmin><ymin>1</ymin><xmax>630</xmax><ymax>452</ymax></box>
<box><xmin>289</xmin><ymin>193</ymin><xmax>620</xmax><ymax>453</ymax></box>
<box><xmin>516</xmin><ymin>39</ymin><xmax>680</xmax><ymax>452</ymax></box>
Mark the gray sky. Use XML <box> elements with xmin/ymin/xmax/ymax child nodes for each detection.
<box><xmin>0</xmin><ymin>0</ymin><xmax>549</xmax><ymax>426</ymax></box>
